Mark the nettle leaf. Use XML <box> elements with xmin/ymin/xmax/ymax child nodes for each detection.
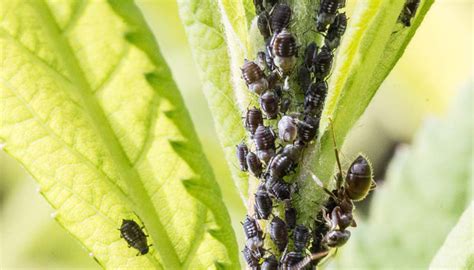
<box><xmin>177</xmin><ymin>0</ymin><xmax>253</xmax><ymax>201</ymax></box>
<box><xmin>0</xmin><ymin>0</ymin><xmax>238</xmax><ymax>268</ymax></box>
<box><xmin>335</xmin><ymin>86</ymin><xmax>472</xmax><ymax>269</ymax></box>
<box><xmin>430</xmin><ymin>201</ymin><xmax>474</xmax><ymax>270</ymax></box>
<box><xmin>294</xmin><ymin>0</ymin><xmax>435</xmax><ymax>223</ymax></box>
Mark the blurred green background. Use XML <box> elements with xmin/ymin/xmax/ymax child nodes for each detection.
<box><xmin>1</xmin><ymin>0</ymin><xmax>472</xmax><ymax>268</ymax></box>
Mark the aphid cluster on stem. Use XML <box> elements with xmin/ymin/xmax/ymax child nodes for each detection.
<box><xmin>237</xmin><ymin>1</ymin><xmax>357</xmax><ymax>268</ymax></box>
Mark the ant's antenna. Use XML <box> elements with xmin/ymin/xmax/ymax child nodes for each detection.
<box><xmin>328</xmin><ymin>117</ymin><xmax>344</xmax><ymax>189</ymax></box>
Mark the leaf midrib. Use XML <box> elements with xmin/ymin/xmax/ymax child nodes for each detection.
<box><xmin>33</xmin><ymin>1</ymin><xmax>181</xmax><ymax>268</ymax></box>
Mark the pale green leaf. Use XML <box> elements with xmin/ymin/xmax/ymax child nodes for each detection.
<box><xmin>0</xmin><ymin>0</ymin><xmax>238</xmax><ymax>268</ymax></box>
<box><xmin>335</xmin><ymin>86</ymin><xmax>473</xmax><ymax>269</ymax></box>
<box><xmin>294</xmin><ymin>0</ymin><xmax>435</xmax><ymax>223</ymax></box>
<box><xmin>430</xmin><ymin>201</ymin><xmax>474</xmax><ymax>270</ymax></box>
<box><xmin>177</xmin><ymin>0</ymin><xmax>253</xmax><ymax>201</ymax></box>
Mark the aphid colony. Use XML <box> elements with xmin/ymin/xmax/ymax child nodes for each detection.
<box><xmin>236</xmin><ymin>0</ymin><xmax>365</xmax><ymax>268</ymax></box>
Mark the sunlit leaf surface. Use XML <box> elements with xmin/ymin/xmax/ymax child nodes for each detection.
<box><xmin>0</xmin><ymin>0</ymin><xmax>239</xmax><ymax>268</ymax></box>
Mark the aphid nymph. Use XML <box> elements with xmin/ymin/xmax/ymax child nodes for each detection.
<box><xmin>241</xmin><ymin>60</ymin><xmax>268</xmax><ymax>95</ymax></box>
<box><xmin>120</xmin><ymin>219</ymin><xmax>150</xmax><ymax>255</ymax></box>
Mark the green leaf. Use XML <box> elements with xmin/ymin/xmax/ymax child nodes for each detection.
<box><xmin>0</xmin><ymin>0</ymin><xmax>238</xmax><ymax>268</ymax></box>
<box><xmin>429</xmin><ymin>201</ymin><xmax>474</xmax><ymax>270</ymax></box>
<box><xmin>177</xmin><ymin>0</ymin><xmax>253</xmax><ymax>201</ymax></box>
<box><xmin>294</xmin><ymin>0</ymin><xmax>435</xmax><ymax>223</ymax></box>
<box><xmin>335</xmin><ymin>86</ymin><xmax>473</xmax><ymax>269</ymax></box>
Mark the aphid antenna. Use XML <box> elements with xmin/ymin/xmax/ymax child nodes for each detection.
<box><xmin>328</xmin><ymin>117</ymin><xmax>344</xmax><ymax>189</ymax></box>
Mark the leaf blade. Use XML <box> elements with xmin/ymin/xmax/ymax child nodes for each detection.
<box><xmin>0</xmin><ymin>0</ymin><xmax>239</xmax><ymax>268</ymax></box>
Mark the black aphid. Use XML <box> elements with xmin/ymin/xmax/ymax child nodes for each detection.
<box><xmin>254</xmin><ymin>185</ymin><xmax>273</xmax><ymax>220</ymax></box>
<box><xmin>247</xmin><ymin>151</ymin><xmax>263</xmax><ymax>177</ymax></box>
<box><xmin>271</xmin><ymin>29</ymin><xmax>297</xmax><ymax>76</ymax></box>
<box><xmin>280</xmin><ymin>97</ymin><xmax>292</xmax><ymax>115</ymax></box>
<box><xmin>297</xmin><ymin>115</ymin><xmax>320</xmax><ymax>144</ymax></box>
<box><xmin>241</xmin><ymin>60</ymin><xmax>268</xmax><ymax>95</ymax></box>
<box><xmin>268</xmin><ymin>153</ymin><xmax>294</xmax><ymax>178</ymax></box>
<box><xmin>242</xmin><ymin>246</ymin><xmax>261</xmax><ymax>269</ymax></box>
<box><xmin>281</xmin><ymin>143</ymin><xmax>303</xmax><ymax>163</ymax></box>
<box><xmin>242</xmin><ymin>215</ymin><xmax>262</xmax><ymax>239</ymax></box>
<box><xmin>304</xmin><ymin>42</ymin><xmax>318</xmax><ymax>68</ymax></box>
<box><xmin>325</xmin><ymin>12</ymin><xmax>347</xmax><ymax>50</ymax></box>
<box><xmin>254</xmin><ymin>125</ymin><xmax>276</xmax><ymax>163</ymax></box>
<box><xmin>258</xmin><ymin>11</ymin><xmax>272</xmax><ymax>41</ymax></box>
<box><xmin>257</xmin><ymin>51</ymin><xmax>268</xmax><ymax>71</ymax></box>
<box><xmin>120</xmin><ymin>219</ymin><xmax>150</xmax><ymax>255</ymax></box>
<box><xmin>253</xmin><ymin>0</ymin><xmax>265</xmax><ymax>15</ymax></box>
<box><xmin>259</xmin><ymin>90</ymin><xmax>280</xmax><ymax>119</ymax></box>
<box><xmin>269</xmin><ymin>216</ymin><xmax>288</xmax><ymax>252</ymax></box>
<box><xmin>294</xmin><ymin>225</ymin><xmax>311</xmax><ymax>252</ymax></box>
<box><xmin>280</xmin><ymin>251</ymin><xmax>304</xmax><ymax>269</ymax></box>
<box><xmin>269</xmin><ymin>179</ymin><xmax>291</xmax><ymax>201</ymax></box>
<box><xmin>297</xmin><ymin>65</ymin><xmax>311</xmax><ymax>93</ymax></box>
<box><xmin>284</xmin><ymin>201</ymin><xmax>297</xmax><ymax>229</ymax></box>
<box><xmin>398</xmin><ymin>0</ymin><xmax>420</xmax><ymax>27</ymax></box>
<box><xmin>236</xmin><ymin>142</ymin><xmax>249</xmax><ymax>171</ymax></box>
<box><xmin>316</xmin><ymin>0</ymin><xmax>343</xmax><ymax>32</ymax></box>
<box><xmin>270</xmin><ymin>4</ymin><xmax>292</xmax><ymax>33</ymax></box>
<box><xmin>304</xmin><ymin>80</ymin><xmax>328</xmax><ymax>117</ymax></box>
<box><xmin>265</xmin><ymin>45</ymin><xmax>276</xmax><ymax>72</ymax></box>
<box><xmin>267</xmin><ymin>71</ymin><xmax>280</xmax><ymax>89</ymax></box>
<box><xmin>245</xmin><ymin>107</ymin><xmax>264</xmax><ymax>137</ymax></box>
<box><xmin>261</xmin><ymin>254</ymin><xmax>279</xmax><ymax>270</ymax></box>
<box><xmin>278</xmin><ymin>115</ymin><xmax>298</xmax><ymax>143</ymax></box>
<box><xmin>313</xmin><ymin>46</ymin><xmax>333</xmax><ymax>80</ymax></box>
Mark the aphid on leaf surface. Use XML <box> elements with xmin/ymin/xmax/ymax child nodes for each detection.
<box><xmin>261</xmin><ymin>254</ymin><xmax>279</xmax><ymax>270</ymax></box>
<box><xmin>280</xmin><ymin>251</ymin><xmax>304</xmax><ymax>269</ymax></box>
<box><xmin>242</xmin><ymin>215</ymin><xmax>265</xmax><ymax>258</ymax></box>
<box><xmin>267</xmin><ymin>71</ymin><xmax>281</xmax><ymax>89</ymax></box>
<box><xmin>257</xmin><ymin>51</ymin><xmax>268</xmax><ymax>71</ymax></box>
<box><xmin>294</xmin><ymin>224</ymin><xmax>311</xmax><ymax>252</ymax></box>
<box><xmin>398</xmin><ymin>0</ymin><xmax>420</xmax><ymax>27</ymax></box>
<box><xmin>236</xmin><ymin>142</ymin><xmax>249</xmax><ymax>171</ymax></box>
<box><xmin>242</xmin><ymin>246</ymin><xmax>261</xmax><ymax>269</ymax></box>
<box><xmin>242</xmin><ymin>60</ymin><xmax>268</xmax><ymax>95</ymax></box>
<box><xmin>303</xmin><ymin>42</ymin><xmax>318</xmax><ymax>69</ymax></box>
<box><xmin>324</xmin><ymin>12</ymin><xmax>347</xmax><ymax>50</ymax></box>
<box><xmin>255</xmin><ymin>185</ymin><xmax>273</xmax><ymax>220</ymax></box>
<box><xmin>313</xmin><ymin>45</ymin><xmax>333</xmax><ymax>80</ymax></box>
<box><xmin>120</xmin><ymin>219</ymin><xmax>150</xmax><ymax>255</ymax></box>
<box><xmin>271</xmin><ymin>29</ymin><xmax>298</xmax><ymax>76</ymax></box>
<box><xmin>245</xmin><ymin>107</ymin><xmax>264</xmax><ymax>137</ymax></box>
<box><xmin>270</xmin><ymin>4</ymin><xmax>292</xmax><ymax>33</ymax></box>
<box><xmin>269</xmin><ymin>179</ymin><xmax>291</xmax><ymax>201</ymax></box>
<box><xmin>284</xmin><ymin>201</ymin><xmax>297</xmax><ymax>229</ymax></box>
<box><xmin>260</xmin><ymin>90</ymin><xmax>280</xmax><ymax>119</ymax></box>
<box><xmin>254</xmin><ymin>124</ymin><xmax>276</xmax><ymax>163</ymax></box>
<box><xmin>297</xmin><ymin>65</ymin><xmax>311</xmax><ymax>93</ymax></box>
<box><xmin>304</xmin><ymin>80</ymin><xmax>328</xmax><ymax>117</ymax></box>
<box><xmin>278</xmin><ymin>115</ymin><xmax>298</xmax><ymax>143</ymax></box>
<box><xmin>282</xmin><ymin>251</ymin><xmax>330</xmax><ymax>270</ymax></box>
<box><xmin>281</xmin><ymin>143</ymin><xmax>303</xmax><ymax>163</ymax></box>
<box><xmin>258</xmin><ymin>11</ymin><xmax>272</xmax><ymax>41</ymax></box>
<box><xmin>242</xmin><ymin>215</ymin><xmax>262</xmax><ymax>239</ymax></box>
<box><xmin>269</xmin><ymin>216</ymin><xmax>288</xmax><ymax>252</ymax></box>
<box><xmin>247</xmin><ymin>151</ymin><xmax>263</xmax><ymax>177</ymax></box>
<box><xmin>316</xmin><ymin>0</ymin><xmax>344</xmax><ymax>32</ymax></box>
<box><xmin>268</xmin><ymin>153</ymin><xmax>295</xmax><ymax>178</ymax></box>
<box><xmin>297</xmin><ymin>115</ymin><xmax>320</xmax><ymax>144</ymax></box>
